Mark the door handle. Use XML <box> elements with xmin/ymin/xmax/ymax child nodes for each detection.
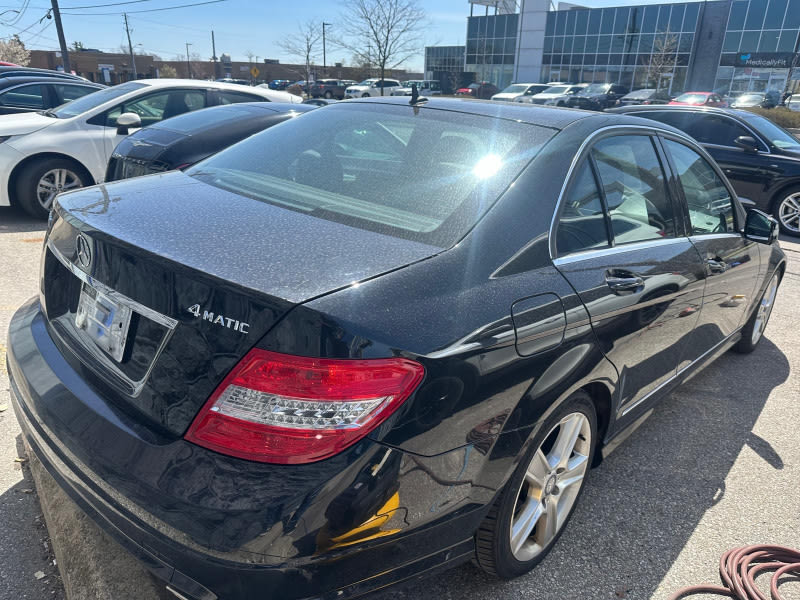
<box><xmin>605</xmin><ymin>270</ymin><xmax>644</xmax><ymax>294</ymax></box>
<box><xmin>707</xmin><ymin>258</ymin><xmax>727</xmax><ymax>273</ymax></box>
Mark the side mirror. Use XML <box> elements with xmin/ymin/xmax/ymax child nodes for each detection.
<box><xmin>744</xmin><ymin>208</ymin><xmax>778</xmax><ymax>244</ymax></box>
<box><xmin>116</xmin><ymin>112</ymin><xmax>141</xmax><ymax>136</ymax></box>
<box><xmin>734</xmin><ymin>135</ymin><xmax>759</xmax><ymax>152</ymax></box>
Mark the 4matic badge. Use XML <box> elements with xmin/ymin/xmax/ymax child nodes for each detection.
<box><xmin>187</xmin><ymin>304</ymin><xmax>250</xmax><ymax>334</ymax></box>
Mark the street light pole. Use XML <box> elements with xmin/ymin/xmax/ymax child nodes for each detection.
<box><xmin>322</xmin><ymin>22</ymin><xmax>331</xmax><ymax>73</ymax></box>
<box><xmin>185</xmin><ymin>42</ymin><xmax>192</xmax><ymax>79</ymax></box>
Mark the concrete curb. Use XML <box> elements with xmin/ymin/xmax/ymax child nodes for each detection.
<box><xmin>25</xmin><ymin>441</ymin><xmax>172</xmax><ymax>600</ymax></box>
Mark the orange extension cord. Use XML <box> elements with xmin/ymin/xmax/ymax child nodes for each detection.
<box><xmin>668</xmin><ymin>546</ymin><xmax>800</xmax><ymax>600</ymax></box>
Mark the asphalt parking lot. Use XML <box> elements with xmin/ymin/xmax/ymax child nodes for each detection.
<box><xmin>1</xmin><ymin>204</ymin><xmax>799</xmax><ymax>600</ymax></box>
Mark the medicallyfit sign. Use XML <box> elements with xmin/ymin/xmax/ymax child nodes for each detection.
<box><xmin>734</xmin><ymin>52</ymin><xmax>796</xmax><ymax>68</ymax></box>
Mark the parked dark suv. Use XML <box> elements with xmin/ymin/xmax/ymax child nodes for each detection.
<box><xmin>610</xmin><ymin>104</ymin><xmax>800</xmax><ymax>235</ymax></box>
<box><xmin>0</xmin><ymin>76</ymin><xmax>103</xmax><ymax>115</ymax></box>
<box><xmin>309</xmin><ymin>79</ymin><xmax>355</xmax><ymax>99</ymax></box>
<box><xmin>565</xmin><ymin>83</ymin><xmax>628</xmax><ymax>110</ymax></box>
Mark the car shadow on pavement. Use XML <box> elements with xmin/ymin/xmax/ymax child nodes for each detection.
<box><xmin>378</xmin><ymin>337</ymin><xmax>789</xmax><ymax>600</ymax></box>
<box><xmin>0</xmin><ymin>206</ymin><xmax>47</xmax><ymax>234</ymax></box>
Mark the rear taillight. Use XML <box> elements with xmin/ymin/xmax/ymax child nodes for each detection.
<box><xmin>185</xmin><ymin>349</ymin><xmax>425</xmax><ymax>464</ymax></box>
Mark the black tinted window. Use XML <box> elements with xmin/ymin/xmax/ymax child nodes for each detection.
<box><xmin>664</xmin><ymin>139</ymin><xmax>735</xmax><ymax>234</ymax></box>
<box><xmin>686</xmin><ymin>115</ymin><xmax>750</xmax><ymax>147</ymax></box>
<box><xmin>52</xmin><ymin>84</ymin><xmax>97</xmax><ymax>103</ymax></box>
<box><xmin>593</xmin><ymin>135</ymin><xmax>676</xmax><ymax>243</ymax></box>
<box><xmin>557</xmin><ymin>161</ymin><xmax>609</xmax><ymax>255</ymax></box>
<box><xmin>218</xmin><ymin>90</ymin><xmax>266</xmax><ymax>104</ymax></box>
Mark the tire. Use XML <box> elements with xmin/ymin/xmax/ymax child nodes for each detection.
<box><xmin>734</xmin><ymin>271</ymin><xmax>780</xmax><ymax>354</ymax></box>
<box><xmin>15</xmin><ymin>158</ymin><xmax>88</xmax><ymax>220</ymax></box>
<box><xmin>324</xmin><ymin>90</ymin><xmax>333</xmax><ymax>99</ymax></box>
<box><xmin>475</xmin><ymin>391</ymin><xmax>597</xmax><ymax>579</ymax></box>
<box><xmin>772</xmin><ymin>186</ymin><xmax>800</xmax><ymax>236</ymax></box>
<box><xmin>361</xmin><ymin>93</ymin><xmax>370</xmax><ymax>98</ymax></box>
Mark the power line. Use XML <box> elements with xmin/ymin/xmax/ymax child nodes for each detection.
<box><xmin>64</xmin><ymin>0</ymin><xmax>155</xmax><ymax>9</ymax></box>
<box><xmin>61</xmin><ymin>0</ymin><xmax>226</xmax><ymax>16</ymax></box>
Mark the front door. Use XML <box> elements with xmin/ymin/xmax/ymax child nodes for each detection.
<box><xmin>660</xmin><ymin>138</ymin><xmax>761</xmax><ymax>370</ymax></box>
<box><xmin>553</xmin><ymin>133</ymin><xmax>706</xmax><ymax>417</ymax></box>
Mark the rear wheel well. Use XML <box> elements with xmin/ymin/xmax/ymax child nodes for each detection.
<box><xmin>581</xmin><ymin>381</ymin><xmax>612</xmax><ymax>467</ymax></box>
<box><xmin>768</xmin><ymin>182</ymin><xmax>800</xmax><ymax>212</ymax></box>
<box><xmin>8</xmin><ymin>153</ymin><xmax>94</xmax><ymax>207</ymax></box>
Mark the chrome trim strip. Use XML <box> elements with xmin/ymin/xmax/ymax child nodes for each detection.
<box><xmin>552</xmin><ymin>237</ymin><xmax>687</xmax><ymax>266</ymax></box>
<box><xmin>547</xmin><ymin>124</ymin><xmax>702</xmax><ymax>261</ymax></box>
<box><xmin>47</xmin><ymin>240</ymin><xmax>178</xmax><ymax>329</ymax></box>
<box><xmin>619</xmin><ymin>328</ymin><xmax>741</xmax><ymax>417</ymax></box>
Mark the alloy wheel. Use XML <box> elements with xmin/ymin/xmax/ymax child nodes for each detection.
<box><xmin>37</xmin><ymin>168</ymin><xmax>82</xmax><ymax>210</ymax></box>
<box><xmin>778</xmin><ymin>193</ymin><xmax>800</xmax><ymax>233</ymax></box>
<box><xmin>509</xmin><ymin>412</ymin><xmax>591</xmax><ymax>562</ymax></box>
<box><xmin>751</xmin><ymin>274</ymin><xmax>779</xmax><ymax>345</ymax></box>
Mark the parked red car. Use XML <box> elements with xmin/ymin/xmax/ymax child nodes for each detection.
<box><xmin>668</xmin><ymin>91</ymin><xmax>728</xmax><ymax>108</ymax></box>
<box><xmin>0</xmin><ymin>61</ymin><xmax>19</xmax><ymax>66</ymax></box>
<box><xmin>455</xmin><ymin>81</ymin><xmax>500</xmax><ymax>99</ymax></box>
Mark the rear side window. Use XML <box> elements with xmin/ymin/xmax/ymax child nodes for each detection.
<box><xmin>105</xmin><ymin>89</ymin><xmax>206</xmax><ymax>127</ymax></box>
<box><xmin>663</xmin><ymin>139</ymin><xmax>735</xmax><ymax>234</ymax></box>
<box><xmin>0</xmin><ymin>84</ymin><xmax>44</xmax><ymax>108</ymax></box>
<box><xmin>593</xmin><ymin>135</ymin><xmax>676</xmax><ymax>243</ymax></box>
<box><xmin>218</xmin><ymin>90</ymin><xmax>266</xmax><ymax>104</ymax></box>
<box><xmin>557</xmin><ymin>161</ymin><xmax>610</xmax><ymax>255</ymax></box>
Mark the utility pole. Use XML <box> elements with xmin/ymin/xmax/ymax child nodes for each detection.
<box><xmin>185</xmin><ymin>42</ymin><xmax>192</xmax><ymax>79</ymax></box>
<box><xmin>322</xmin><ymin>22</ymin><xmax>331</xmax><ymax>73</ymax></box>
<box><xmin>123</xmin><ymin>13</ymin><xmax>137</xmax><ymax>80</ymax></box>
<box><xmin>211</xmin><ymin>30</ymin><xmax>218</xmax><ymax>80</ymax></box>
<box><xmin>50</xmin><ymin>0</ymin><xmax>70</xmax><ymax>73</ymax></box>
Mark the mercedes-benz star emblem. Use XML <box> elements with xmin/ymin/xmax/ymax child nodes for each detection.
<box><xmin>75</xmin><ymin>234</ymin><xmax>92</xmax><ymax>269</ymax></box>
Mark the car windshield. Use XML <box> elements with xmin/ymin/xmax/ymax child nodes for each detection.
<box><xmin>501</xmin><ymin>84</ymin><xmax>529</xmax><ymax>94</ymax></box>
<box><xmin>673</xmin><ymin>93</ymin><xmax>708</xmax><ymax>104</ymax></box>
<box><xmin>51</xmin><ymin>81</ymin><xmax>146</xmax><ymax>118</ymax></box>
<box><xmin>357</xmin><ymin>79</ymin><xmax>376</xmax><ymax>86</ymax></box>
<box><xmin>741</xmin><ymin>114</ymin><xmax>800</xmax><ymax>151</ymax></box>
<box><xmin>735</xmin><ymin>93</ymin><xmax>764</xmax><ymax>104</ymax></box>
<box><xmin>188</xmin><ymin>103</ymin><xmax>554</xmax><ymax>248</ymax></box>
<box><xmin>625</xmin><ymin>89</ymin><xmax>655</xmax><ymax>99</ymax></box>
<box><xmin>580</xmin><ymin>84</ymin><xmax>611</xmax><ymax>95</ymax></box>
<box><xmin>542</xmin><ymin>86</ymin><xmax>569</xmax><ymax>94</ymax></box>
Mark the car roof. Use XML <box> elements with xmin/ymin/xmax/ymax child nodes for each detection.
<box><xmin>0</xmin><ymin>76</ymin><xmax>104</xmax><ymax>89</ymax></box>
<box><xmin>608</xmin><ymin>104</ymin><xmax>756</xmax><ymax>120</ymax></box>
<box><xmin>0</xmin><ymin>66</ymin><xmax>83</xmax><ymax>78</ymax></box>
<box><xmin>343</xmin><ymin>96</ymin><xmax>688</xmax><ymax>133</ymax></box>
<box><xmin>148</xmin><ymin>101</ymin><xmax>314</xmax><ymax>133</ymax></box>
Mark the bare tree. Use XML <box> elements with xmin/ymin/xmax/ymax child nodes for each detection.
<box><xmin>335</xmin><ymin>0</ymin><xmax>425</xmax><ymax>95</ymax></box>
<box><xmin>279</xmin><ymin>20</ymin><xmax>322</xmax><ymax>86</ymax></box>
<box><xmin>159</xmin><ymin>64</ymin><xmax>178</xmax><ymax>78</ymax></box>
<box><xmin>0</xmin><ymin>34</ymin><xmax>30</xmax><ymax>66</ymax></box>
<box><xmin>244</xmin><ymin>49</ymin><xmax>256</xmax><ymax>63</ymax></box>
<box><xmin>643</xmin><ymin>34</ymin><xmax>678</xmax><ymax>91</ymax></box>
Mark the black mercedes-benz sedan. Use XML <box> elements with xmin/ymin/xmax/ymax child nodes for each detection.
<box><xmin>609</xmin><ymin>104</ymin><xmax>800</xmax><ymax>236</ymax></box>
<box><xmin>106</xmin><ymin>102</ymin><xmax>316</xmax><ymax>182</ymax></box>
<box><xmin>7</xmin><ymin>98</ymin><xmax>784</xmax><ymax>600</ymax></box>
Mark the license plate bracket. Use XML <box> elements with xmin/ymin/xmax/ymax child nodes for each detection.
<box><xmin>75</xmin><ymin>282</ymin><xmax>132</xmax><ymax>362</ymax></box>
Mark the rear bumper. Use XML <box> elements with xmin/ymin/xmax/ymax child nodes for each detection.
<box><xmin>8</xmin><ymin>299</ymin><xmax>481</xmax><ymax>600</ymax></box>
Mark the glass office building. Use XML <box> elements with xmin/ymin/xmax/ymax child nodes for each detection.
<box><xmin>424</xmin><ymin>45</ymin><xmax>466</xmax><ymax>77</ymax></box>
<box><xmin>542</xmin><ymin>3</ymin><xmax>700</xmax><ymax>94</ymax></box>
<box><xmin>715</xmin><ymin>0</ymin><xmax>800</xmax><ymax>93</ymax></box>
<box><xmin>465</xmin><ymin>13</ymin><xmax>519</xmax><ymax>88</ymax></box>
<box><xmin>426</xmin><ymin>0</ymin><xmax>800</xmax><ymax>95</ymax></box>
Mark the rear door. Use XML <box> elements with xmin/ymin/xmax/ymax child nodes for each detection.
<box><xmin>553</xmin><ymin>132</ymin><xmax>706</xmax><ymax>419</ymax></box>
<box><xmin>660</xmin><ymin>137</ymin><xmax>761</xmax><ymax>369</ymax></box>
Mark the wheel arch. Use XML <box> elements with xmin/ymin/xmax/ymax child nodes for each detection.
<box><xmin>580</xmin><ymin>380</ymin><xmax>613</xmax><ymax>467</ymax></box>
<box><xmin>767</xmin><ymin>179</ymin><xmax>800</xmax><ymax>212</ymax></box>
<box><xmin>7</xmin><ymin>152</ymin><xmax>95</xmax><ymax>206</ymax></box>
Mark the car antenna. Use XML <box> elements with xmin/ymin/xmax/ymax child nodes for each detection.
<box><xmin>410</xmin><ymin>83</ymin><xmax>427</xmax><ymax>105</ymax></box>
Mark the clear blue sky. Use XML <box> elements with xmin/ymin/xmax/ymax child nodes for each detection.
<box><xmin>1</xmin><ymin>0</ymin><xmax>694</xmax><ymax>71</ymax></box>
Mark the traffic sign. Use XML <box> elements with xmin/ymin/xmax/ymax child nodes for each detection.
<box><xmin>250</xmin><ymin>66</ymin><xmax>260</xmax><ymax>78</ymax></box>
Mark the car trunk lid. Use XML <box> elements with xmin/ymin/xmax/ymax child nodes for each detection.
<box><xmin>41</xmin><ymin>171</ymin><xmax>440</xmax><ymax>435</ymax></box>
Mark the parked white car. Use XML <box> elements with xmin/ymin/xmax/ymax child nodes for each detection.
<box><xmin>490</xmin><ymin>83</ymin><xmax>551</xmax><ymax>102</ymax></box>
<box><xmin>344</xmin><ymin>78</ymin><xmax>402</xmax><ymax>98</ymax></box>
<box><xmin>391</xmin><ymin>80</ymin><xmax>442</xmax><ymax>96</ymax></box>
<box><xmin>0</xmin><ymin>79</ymin><xmax>300</xmax><ymax>218</ymax></box>
<box><xmin>516</xmin><ymin>84</ymin><xmax>589</xmax><ymax>106</ymax></box>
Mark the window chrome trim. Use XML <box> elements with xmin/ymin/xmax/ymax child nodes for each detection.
<box><xmin>552</xmin><ymin>237</ymin><xmax>688</xmax><ymax>266</ymax></box>
<box><xmin>548</xmin><ymin>124</ymin><xmax>704</xmax><ymax>261</ymax></box>
<box><xmin>47</xmin><ymin>239</ymin><xmax>178</xmax><ymax>330</ymax></box>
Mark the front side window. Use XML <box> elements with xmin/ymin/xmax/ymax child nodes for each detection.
<box><xmin>105</xmin><ymin>89</ymin><xmax>206</xmax><ymax>127</ymax></box>
<box><xmin>685</xmin><ymin>114</ymin><xmax>751</xmax><ymax>147</ymax></box>
<box><xmin>663</xmin><ymin>139</ymin><xmax>735</xmax><ymax>234</ymax></box>
<box><xmin>52</xmin><ymin>81</ymin><xmax>145</xmax><ymax>118</ymax></box>
<box><xmin>0</xmin><ymin>84</ymin><xmax>44</xmax><ymax>108</ymax></box>
<box><xmin>556</xmin><ymin>161</ymin><xmax>609</xmax><ymax>255</ymax></box>
<box><xmin>187</xmin><ymin>103</ymin><xmax>554</xmax><ymax>248</ymax></box>
<box><xmin>52</xmin><ymin>84</ymin><xmax>97</xmax><ymax>104</ymax></box>
<box><xmin>593</xmin><ymin>135</ymin><xmax>676</xmax><ymax>243</ymax></box>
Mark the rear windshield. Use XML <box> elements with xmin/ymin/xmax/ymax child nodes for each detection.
<box><xmin>153</xmin><ymin>104</ymin><xmax>267</xmax><ymax>132</ymax></box>
<box><xmin>501</xmin><ymin>84</ymin><xmax>529</xmax><ymax>94</ymax></box>
<box><xmin>673</xmin><ymin>93</ymin><xmax>708</xmax><ymax>104</ymax></box>
<box><xmin>188</xmin><ymin>103</ymin><xmax>555</xmax><ymax>247</ymax></box>
<box><xmin>52</xmin><ymin>81</ymin><xmax>146</xmax><ymax>118</ymax></box>
<box><xmin>625</xmin><ymin>89</ymin><xmax>655</xmax><ymax>99</ymax></box>
<box><xmin>735</xmin><ymin>93</ymin><xmax>764</xmax><ymax>103</ymax></box>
